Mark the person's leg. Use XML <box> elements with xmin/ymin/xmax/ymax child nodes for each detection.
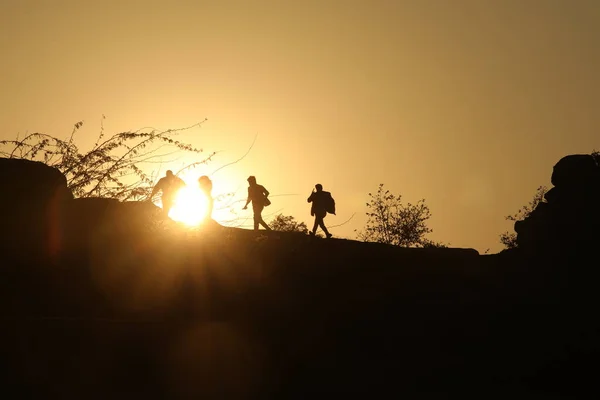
<box><xmin>253</xmin><ymin>213</ymin><xmax>260</xmax><ymax>230</ymax></box>
<box><xmin>162</xmin><ymin>196</ymin><xmax>173</xmax><ymax>216</ymax></box>
<box><xmin>259</xmin><ymin>218</ymin><xmax>271</xmax><ymax>230</ymax></box>
<box><xmin>319</xmin><ymin>219</ymin><xmax>331</xmax><ymax>237</ymax></box>
<box><xmin>317</xmin><ymin>213</ymin><xmax>332</xmax><ymax>237</ymax></box>
<box><xmin>253</xmin><ymin>205</ymin><xmax>265</xmax><ymax>230</ymax></box>
<box><xmin>255</xmin><ymin>206</ymin><xmax>271</xmax><ymax>230</ymax></box>
<box><xmin>311</xmin><ymin>216</ymin><xmax>319</xmax><ymax>235</ymax></box>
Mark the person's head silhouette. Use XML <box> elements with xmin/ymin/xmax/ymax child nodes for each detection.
<box><xmin>247</xmin><ymin>176</ymin><xmax>257</xmax><ymax>185</ymax></box>
<box><xmin>315</xmin><ymin>184</ymin><xmax>323</xmax><ymax>192</ymax></box>
<box><xmin>198</xmin><ymin>175</ymin><xmax>212</xmax><ymax>192</ymax></box>
<box><xmin>166</xmin><ymin>170</ymin><xmax>174</xmax><ymax>178</ymax></box>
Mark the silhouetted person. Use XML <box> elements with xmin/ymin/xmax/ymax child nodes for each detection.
<box><xmin>150</xmin><ymin>170</ymin><xmax>186</xmax><ymax>216</ymax></box>
<box><xmin>307</xmin><ymin>183</ymin><xmax>334</xmax><ymax>238</ymax></box>
<box><xmin>243</xmin><ymin>176</ymin><xmax>272</xmax><ymax>231</ymax></box>
<box><xmin>198</xmin><ymin>175</ymin><xmax>214</xmax><ymax>221</ymax></box>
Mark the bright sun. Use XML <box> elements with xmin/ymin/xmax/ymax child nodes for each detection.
<box><xmin>168</xmin><ymin>183</ymin><xmax>210</xmax><ymax>226</ymax></box>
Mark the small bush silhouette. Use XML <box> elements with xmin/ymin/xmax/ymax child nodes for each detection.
<box><xmin>356</xmin><ymin>183</ymin><xmax>439</xmax><ymax>247</ymax></box>
<box><xmin>269</xmin><ymin>214</ymin><xmax>309</xmax><ymax>234</ymax></box>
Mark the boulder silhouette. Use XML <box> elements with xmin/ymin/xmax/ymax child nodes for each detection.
<box><xmin>515</xmin><ymin>154</ymin><xmax>600</xmax><ymax>252</ymax></box>
<box><xmin>63</xmin><ymin>197</ymin><xmax>181</xmax><ymax>257</ymax></box>
<box><xmin>0</xmin><ymin>158</ymin><xmax>72</xmax><ymax>261</ymax></box>
<box><xmin>550</xmin><ymin>154</ymin><xmax>600</xmax><ymax>189</ymax></box>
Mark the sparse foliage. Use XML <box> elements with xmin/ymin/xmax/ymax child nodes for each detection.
<box><xmin>0</xmin><ymin>118</ymin><xmax>214</xmax><ymax>201</ymax></box>
<box><xmin>421</xmin><ymin>239</ymin><xmax>449</xmax><ymax>249</ymax></box>
<box><xmin>357</xmin><ymin>184</ymin><xmax>435</xmax><ymax>247</ymax></box>
<box><xmin>269</xmin><ymin>214</ymin><xmax>308</xmax><ymax>234</ymax></box>
<box><xmin>499</xmin><ymin>185</ymin><xmax>548</xmax><ymax>249</ymax></box>
<box><xmin>499</xmin><ymin>232</ymin><xmax>518</xmax><ymax>250</ymax></box>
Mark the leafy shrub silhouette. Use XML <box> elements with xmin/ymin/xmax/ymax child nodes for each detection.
<box><xmin>356</xmin><ymin>183</ymin><xmax>441</xmax><ymax>247</ymax></box>
<box><xmin>269</xmin><ymin>214</ymin><xmax>309</xmax><ymax>234</ymax></box>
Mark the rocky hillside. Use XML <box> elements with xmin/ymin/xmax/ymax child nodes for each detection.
<box><xmin>0</xmin><ymin>157</ymin><xmax>598</xmax><ymax>399</ymax></box>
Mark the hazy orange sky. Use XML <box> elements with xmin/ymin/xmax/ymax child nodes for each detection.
<box><xmin>1</xmin><ymin>0</ymin><xmax>598</xmax><ymax>252</ymax></box>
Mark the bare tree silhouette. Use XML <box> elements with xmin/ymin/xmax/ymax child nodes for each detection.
<box><xmin>1</xmin><ymin>117</ymin><xmax>213</xmax><ymax>201</ymax></box>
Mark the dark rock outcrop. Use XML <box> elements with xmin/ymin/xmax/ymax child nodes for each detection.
<box><xmin>0</xmin><ymin>158</ymin><xmax>177</xmax><ymax>262</ymax></box>
<box><xmin>62</xmin><ymin>197</ymin><xmax>179</xmax><ymax>266</ymax></box>
<box><xmin>0</xmin><ymin>158</ymin><xmax>72</xmax><ymax>261</ymax></box>
<box><xmin>515</xmin><ymin>154</ymin><xmax>600</xmax><ymax>253</ymax></box>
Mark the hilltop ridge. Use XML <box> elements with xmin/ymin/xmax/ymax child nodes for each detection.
<box><xmin>1</xmin><ymin>157</ymin><xmax>598</xmax><ymax>398</ymax></box>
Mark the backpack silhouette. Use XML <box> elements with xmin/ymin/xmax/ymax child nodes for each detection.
<box><xmin>324</xmin><ymin>191</ymin><xmax>336</xmax><ymax>215</ymax></box>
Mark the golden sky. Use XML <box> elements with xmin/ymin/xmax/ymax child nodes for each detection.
<box><xmin>1</xmin><ymin>0</ymin><xmax>599</xmax><ymax>252</ymax></box>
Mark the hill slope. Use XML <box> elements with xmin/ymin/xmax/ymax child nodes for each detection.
<box><xmin>1</xmin><ymin>157</ymin><xmax>598</xmax><ymax>399</ymax></box>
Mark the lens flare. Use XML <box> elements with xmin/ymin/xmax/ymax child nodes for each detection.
<box><xmin>168</xmin><ymin>185</ymin><xmax>209</xmax><ymax>226</ymax></box>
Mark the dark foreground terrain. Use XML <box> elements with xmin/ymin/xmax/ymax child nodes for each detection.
<box><xmin>1</xmin><ymin>156</ymin><xmax>599</xmax><ymax>399</ymax></box>
<box><xmin>2</xmin><ymin>224</ymin><xmax>598</xmax><ymax>399</ymax></box>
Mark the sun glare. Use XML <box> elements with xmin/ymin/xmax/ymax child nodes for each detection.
<box><xmin>168</xmin><ymin>183</ymin><xmax>210</xmax><ymax>226</ymax></box>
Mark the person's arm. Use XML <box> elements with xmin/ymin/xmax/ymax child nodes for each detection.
<box><xmin>149</xmin><ymin>180</ymin><xmax>161</xmax><ymax>200</ymax></box>
<box><xmin>242</xmin><ymin>188</ymin><xmax>251</xmax><ymax>209</ymax></box>
<box><xmin>307</xmin><ymin>191</ymin><xmax>315</xmax><ymax>203</ymax></box>
<box><xmin>263</xmin><ymin>186</ymin><xmax>270</xmax><ymax>198</ymax></box>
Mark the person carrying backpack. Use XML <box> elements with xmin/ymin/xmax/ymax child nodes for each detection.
<box><xmin>307</xmin><ymin>183</ymin><xmax>334</xmax><ymax>238</ymax></box>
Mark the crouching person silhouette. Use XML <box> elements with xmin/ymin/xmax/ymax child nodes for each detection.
<box><xmin>307</xmin><ymin>183</ymin><xmax>334</xmax><ymax>238</ymax></box>
<box><xmin>242</xmin><ymin>176</ymin><xmax>272</xmax><ymax>231</ymax></box>
<box><xmin>150</xmin><ymin>170</ymin><xmax>186</xmax><ymax>216</ymax></box>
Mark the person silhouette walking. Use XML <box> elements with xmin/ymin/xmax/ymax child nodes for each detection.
<box><xmin>307</xmin><ymin>183</ymin><xmax>334</xmax><ymax>238</ymax></box>
<box><xmin>150</xmin><ymin>170</ymin><xmax>186</xmax><ymax>216</ymax></box>
<box><xmin>242</xmin><ymin>176</ymin><xmax>272</xmax><ymax>231</ymax></box>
